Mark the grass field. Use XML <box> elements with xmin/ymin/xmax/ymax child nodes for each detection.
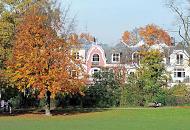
<box><xmin>0</xmin><ymin>108</ymin><xmax>190</xmax><ymax>130</ymax></box>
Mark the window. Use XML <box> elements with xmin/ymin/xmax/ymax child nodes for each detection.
<box><xmin>93</xmin><ymin>69</ymin><xmax>99</xmax><ymax>74</ymax></box>
<box><xmin>176</xmin><ymin>54</ymin><xmax>183</xmax><ymax>65</ymax></box>
<box><xmin>71</xmin><ymin>70</ymin><xmax>78</xmax><ymax>78</ymax></box>
<box><xmin>92</xmin><ymin>54</ymin><xmax>99</xmax><ymax>62</ymax></box>
<box><xmin>168</xmin><ymin>57</ymin><xmax>170</xmax><ymax>65</ymax></box>
<box><xmin>112</xmin><ymin>53</ymin><xmax>120</xmax><ymax>63</ymax></box>
<box><xmin>174</xmin><ymin>68</ymin><xmax>185</xmax><ymax>78</ymax></box>
<box><xmin>130</xmin><ymin>72</ymin><xmax>135</xmax><ymax>75</ymax></box>
<box><xmin>74</xmin><ymin>52</ymin><xmax>80</xmax><ymax>60</ymax></box>
<box><xmin>92</xmin><ymin>68</ymin><xmax>100</xmax><ymax>75</ymax></box>
<box><xmin>132</xmin><ymin>52</ymin><xmax>140</xmax><ymax>64</ymax></box>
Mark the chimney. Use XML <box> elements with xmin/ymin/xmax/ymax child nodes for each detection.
<box><xmin>171</xmin><ymin>37</ymin><xmax>175</xmax><ymax>46</ymax></box>
<box><xmin>93</xmin><ymin>37</ymin><xmax>96</xmax><ymax>43</ymax></box>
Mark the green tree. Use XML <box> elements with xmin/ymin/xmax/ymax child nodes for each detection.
<box><xmin>125</xmin><ymin>73</ymin><xmax>146</xmax><ymax>106</ymax></box>
<box><xmin>139</xmin><ymin>50</ymin><xmax>166</xmax><ymax>100</ymax></box>
<box><xmin>126</xmin><ymin>50</ymin><xmax>168</xmax><ymax>106</ymax></box>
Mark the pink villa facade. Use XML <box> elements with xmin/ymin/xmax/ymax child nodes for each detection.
<box><xmin>86</xmin><ymin>45</ymin><xmax>107</xmax><ymax>75</ymax></box>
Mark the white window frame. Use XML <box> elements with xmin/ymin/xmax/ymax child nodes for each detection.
<box><xmin>93</xmin><ymin>69</ymin><xmax>99</xmax><ymax>74</ymax></box>
<box><xmin>168</xmin><ymin>57</ymin><xmax>171</xmax><ymax>64</ymax></box>
<box><xmin>91</xmin><ymin>68</ymin><xmax>100</xmax><ymax>75</ymax></box>
<box><xmin>176</xmin><ymin>54</ymin><xmax>183</xmax><ymax>65</ymax></box>
<box><xmin>132</xmin><ymin>52</ymin><xmax>140</xmax><ymax>64</ymax></box>
<box><xmin>112</xmin><ymin>53</ymin><xmax>120</xmax><ymax>63</ymax></box>
<box><xmin>92</xmin><ymin>54</ymin><xmax>100</xmax><ymax>62</ymax></box>
<box><xmin>71</xmin><ymin>70</ymin><xmax>78</xmax><ymax>78</ymax></box>
<box><xmin>174</xmin><ymin>68</ymin><xmax>185</xmax><ymax>78</ymax></box>
<box><xmin>74</xmin><ymin>52</ymin><xmax>80</xmax><ymax>60</ymax></box>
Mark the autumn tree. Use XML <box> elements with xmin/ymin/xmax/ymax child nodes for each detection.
<box><xmin>0</xmin><ymin>0</ymin><xmax>73</xmax><ymax>69</ymax></box>
<box><xmin>7</xmin><ymin>6</ymin><xmax>86</xmax><ymax>115</ymax></box>
<box><xmin>0</xmin><ymin>0</ymin><xmax>42</xmax><ymax>69</ymax></box>
<box><xmin>80</xmin><ymin>33</ymin><xmax>95</xmax><ymax>42</ymax></box>
<box><xmin>122</xmin><ymin>28</ymin><xmax>140</xmax><ymax>45</ymax></box>
<box><xmin>68</xmin><ymin>33</ymin><xmax>95</xmax><ymax>44</ymax></box>
<box><xmin>122</xmin><ymin>24</ymin><xmax>171</xmax><ymax>46</ymax></box>
<box><xmin>68</xmin><ymin>33</ymin><xmax>79</xmax><ymax>43</ymax></box>
<box><xmin>0</xmin><ymin>0</ymin><xmax>65</xmax><ymax>100</ymax></box>
<box><xmin>0</xmin><ymin>0</ymin><xmax>77</xmax><ymax>104</ymax></box>
<box><xmin>139</xmin><ymin>24</ymin><xmax>171</xmax><ymax>46</ymax></box>
<box><xmin>0</xmin><ymin>0</ymin><xmax>35</xmax><ymax>99</ymax></box>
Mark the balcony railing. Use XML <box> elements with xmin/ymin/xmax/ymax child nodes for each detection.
<box><xmin>92</xmin><ymin>61</ymin><xmax>99</xmax><ymax>66</ymax></box>
<box><xmin>168</xmin><ymin>77</ymin><xmax>190</xmax><ymax>83</ymax></box>
<box><xmin>184</xmin><ymin>77</ymin><xmax>190</xmax><ymax>83</ymax></box>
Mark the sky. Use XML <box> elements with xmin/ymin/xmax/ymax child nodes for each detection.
<box><xmin>63</xmin><ymin>0</ymin><xmax>180</xmax><ymax>45</ymax></box>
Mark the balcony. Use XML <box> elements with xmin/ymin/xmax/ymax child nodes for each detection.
<box><xmin>184</xmin><ymin>77</ymin><xmax>190</xmax><ymax>83</ymax></box>
<box><xmin>92</xmin><ymin>61</ymin><xmax>99</xmax><ymax>66</ymax></box>
<box><xmin>168</xmin><ymin>77</ymin><xmax>190</xmax><ymax>83</ymax></box>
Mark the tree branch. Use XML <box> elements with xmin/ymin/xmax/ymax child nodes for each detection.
<box><xmin>169</xmin><ymin>2</ymin><xmax>190</xmax><ymax>45</ymax></box>
<box><xmin>179</xmin><ymin>26</ymin><xmax>190</xmax><ymax>46</ymax></box>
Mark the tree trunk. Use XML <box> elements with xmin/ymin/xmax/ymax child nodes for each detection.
<box><xmin>45</xmin><ymin>103</ymin><xmax>51</xmax><ymax>116</ymax></box>
<box><xmin>45</xmin><ymin>90</ymin><xmax>51</xmax><ymax>116</ymax></box>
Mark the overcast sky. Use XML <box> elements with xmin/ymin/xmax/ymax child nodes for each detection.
<box><xmin>63</xmin><ymin>0</ymin><xmax>181</xmax><ymax>45</ymax></box>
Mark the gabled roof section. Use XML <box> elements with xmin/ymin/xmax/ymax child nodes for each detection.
<box><xmin>104</xmin><ymin>42</ymin><xmax>132</xmax><ymax>64</ymax></box>
<box><xmin>163</xmin><ymin>42</ymin><xmax>190</xmax><ymax>58</ymax></box>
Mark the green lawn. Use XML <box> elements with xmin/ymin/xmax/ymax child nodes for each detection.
<box><xmin>0</xmin><ymin>108</ymin><xmax>190</xmax><ymax>130</ymax></box>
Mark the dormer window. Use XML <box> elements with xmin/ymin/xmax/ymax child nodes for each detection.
<box><xmin>132</xmin><ymin>52</ymin><xmax>140</xmax><ymax>64</ymax></box>
<box><xmin>92</xmin><ymin>54</ymin><xmax>100</xmax><ymax>65</ymax></box>
<box><xmin>176</xmin><ymin>54</ymin><xmax>183</xmax><ymax>65</ymax></box>
<box><xmin>92</xmin><ymin>54</ymin><xmax>99</xmax><ymax>62</ymax></box>
<box><xmin>112</xmin><ymin>53</ymin><xmax>120</xmax><ymax>63</ymax></box>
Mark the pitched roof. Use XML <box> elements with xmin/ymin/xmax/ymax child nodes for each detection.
<box><xmin>163</xmin><ymin>42</ymin><xmax>190</xmax><ymax>57</ymax></box>
<box><xmin>103</xmin><ymin>42</ymin><xmax>133</xmax><ymax>64</ymax></box>
<box><xmin>80</xmin><ymin>39</ymin><xmax>190</xmax><ymax>65</ymax></box>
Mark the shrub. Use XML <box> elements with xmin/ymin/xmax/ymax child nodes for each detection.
<box><xmin>168</xmin><ymin>84</ymin><xmax>190</xmax><ymax>105</ymax></box>
<box><xmin>55</xmin><ymin>93</ymin><xmax>83</xmax><ymax>108</ymax></box>
<box><xmin>82</xmin><ymin>71</ymin><xmax>121</xmax><ymax>108</ymax></box>
<box><xmin>9</xmin><ymin>95</ymin><xmax>22</xmax><ymax>109</ymax></box>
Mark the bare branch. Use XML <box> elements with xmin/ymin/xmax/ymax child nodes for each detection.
<box><xmin>179</xmin><ymin>26</ymin><xmax>189</xmax><ymax>45</ymax></box>
<box><xmin>167</xmin><ymin>1</ymin><xmax>190</xmax><ymax>45</ymax></box>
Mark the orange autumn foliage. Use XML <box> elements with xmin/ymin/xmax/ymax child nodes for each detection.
<box><xmin>122</xmin><ymin>24</ymin><xmax>171</xmax><ymax>46</ymax></box>
<box><xmin>68</xmin><ymin>33</ymin><xmax>79</xmax><ymax>44</ymax></box>
<box><xmin>68</xmin><ymin>33</ymin><xmax>95</xmax><ymax>44</ymax></box>
<box><xmin>122</xmin><ymin>29</ymin><xmax>140</xmax><ymax>45</ymax></box>
<box><xmin>139</xmin><ymin>24</ymin><xmax>171</xmax><ymax>46</ymax></box>
<box><xmin>6</xmin><ymin>6</ymin><xmax>87</xmax><ymax>98</ymax></box>
<box><xmin>80</xmin><ymin>33</ymin><xmax>95</xmax><ymax>42</ymax></box>
<box><xmin>122</xmin><ymin>31</ymin><xmax>130</xmax><ymax>43</ymax></box>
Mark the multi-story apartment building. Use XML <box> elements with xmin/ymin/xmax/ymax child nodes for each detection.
<box><xmin>75</xmin><ymin>38</ymin><xmax>190</xmax><ymax>87</ymax></box>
